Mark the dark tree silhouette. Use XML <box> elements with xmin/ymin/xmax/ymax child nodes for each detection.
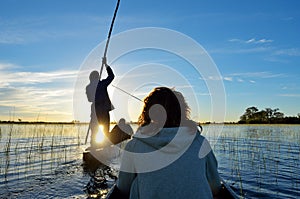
<box><xmin>239</xmin><ymin>107</ymin><xmax>299</xmax><ymax>124</ymax></box>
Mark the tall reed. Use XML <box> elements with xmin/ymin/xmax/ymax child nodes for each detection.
<box><xmin>50</xmin><ymin>128</ymin><xmax>55</xmax><ymax>173</ymax></box>
<box><xmin>4</xmin><ymin>124</ymin><xmax>13</xmax><ymax>182</ymax></box>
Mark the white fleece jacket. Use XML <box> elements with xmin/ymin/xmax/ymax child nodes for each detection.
<box><xmin>117</xmin><ymin>126</ymin><xmax>221</xmax><ymax>199</ymax></box>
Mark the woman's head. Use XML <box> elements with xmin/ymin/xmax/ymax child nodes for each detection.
<box><xmin>138</xmin><ymin>87</ymin><xmax>190</xmax><ymax>128</ymax></box>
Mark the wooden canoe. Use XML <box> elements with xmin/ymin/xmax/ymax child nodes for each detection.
<box><xmin>105</xmin><ymin>178</ymin><xmax>239</xmax><ymax>199</ymax></box>
<box><xmin>83</xmin><ymin>145</ymin><xmax>239</xmax><ymax>199</ymax></box>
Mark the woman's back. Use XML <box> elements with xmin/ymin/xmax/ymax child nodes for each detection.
<box><xmin>117</xmin><ymin>127</ymin><xmax>220</xmax><ymax>199</ymax></box>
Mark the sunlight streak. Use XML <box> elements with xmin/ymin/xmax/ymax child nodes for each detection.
<box><xmin>95</xmin><ymin>125</ymin><xmax>105</xmax><ymax>143</ymax></box>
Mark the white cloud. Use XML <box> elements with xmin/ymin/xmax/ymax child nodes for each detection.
<box><xmin>201</xmin><ymin>73</ymin><xmax>278</xmax><ymax>83</ymax></box>
<box><xmin>228</xmin><ymin>71</ymin><xmax>285</xmax><ymax>79</ymax></box>
<box><xmin>0</xmin><ymin>16</ymin><xmax>82</xmax><ymax>44</ymax></box>
<box><xmin>281</xmin><ymin>17</ymin><xmax>294</xmax><ymax>21</ymax></box>
<box><xmin>246</xmin><ymin>38</ymin><xmax>256</xmax><ymax>43</ymax></box>
<box><xmin>0</xmin><ymin>17</ymin><xmax>47</xmax><ymax>44</ymax></box>
<box><xmin>0</xmin><ymin>33</ymin><xmax>25</xmax><ymax>44</ymax></box>
<box><xmin>209</xmin><ymin>46</ymin><xmax>271</xmax><ymax>54</ymax></box>
<box><xmin>256</xmin><ymin>39</ymin><xmax>273</xmax><ymax>44</ymax></box>
<box><xmin>274</xmin><ymin>48</ymin><xmax>300</xmax><ymax>56</ymax></box>
<box><xmin>0</xmin><ymin>62</ymin><xmax>19</xmax><ymax>70</ymax></box>
<box><xmin>208</xmin><ymin>76</ymin><xmax>223</xmax><ymax>81</ymax></box>
<box><xmin>195</xmin><ymin>92</ymin><xmax>211</xmax><ymax>96</ymax></box>
<box><xmin>228</xmin><ymin>39</ymin><xmax>241</xmax><ymax>43</ymax></box>
<box><xmin>0</xmin><ymin>64</ymin><xmax>78</xmax><ymax>121</ymax></box>
<box><xmin>0</xmin><ymin>69</ymin><xmax>78</xmax><ymax>85</ymax></box>
<box><xmin>202</xmin><ymin>75</ymin><xmax>234</xmax><ymax>82</ymax></box>
<box><xmin>229</xmin><ymin>38</ymin><xmax>273</xmax><ymax>44</ymax></box>
<box><xmin>0</xmin><ymin>14</ymin><xmax>164</xmax><ymax>45</ymax></box>
<box><xmin>0</xmin><ymin>86</ymin><xmax>74</xmax><ymax>121</ymax></box>
<box><xmin>237</xmin><ymin>78</ymin><xmax>244</xmax><ymax>82</ymax></box>
<box><xmin>223</xmin><ymin>77</ymin><xmax>233</xmax><ymax>82</ymax></box>
<box><xmin>279</xmin><ymin>94</ymin><xmax>300</xmax><ymax>97</ymax></box>
<box><xmin>220</xmin><ymin>71</ymin><xmax>285</xmax><ymax>84</ymax></box>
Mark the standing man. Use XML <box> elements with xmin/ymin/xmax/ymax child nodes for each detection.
<box><xmin>86</xmin><ymin>57</ymin><xmax>115</xmax><ymax>147</ymax></box>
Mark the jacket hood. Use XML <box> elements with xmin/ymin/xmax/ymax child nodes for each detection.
<box><xmin>119</xmin><ymin>126</ymin><xmax>200</xmax><ymax>173</ymax></box>
<box><xmin>133</xmin><ymin>126</ymin><xmax>198</xmax><ymax>154</ymax></box>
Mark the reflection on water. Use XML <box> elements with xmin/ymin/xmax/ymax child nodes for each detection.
<box><xmin>0</xmin><ymin>124</ymin><xmax>299</xmax><ymax>198</ymax></box>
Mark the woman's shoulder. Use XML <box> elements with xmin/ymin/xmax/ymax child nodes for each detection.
<box><xmin>194</xmin><ymin>132</ymin><xmax>206</xmax><ymax>143</ymax></box>
<box><xmin>123</xmin><ymin>137</ymin><xmax>140</xmax><ymax>152</ymax></box>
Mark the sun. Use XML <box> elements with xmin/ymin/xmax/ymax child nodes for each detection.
<box><xmin>95</xmin><ymin>125</ymin><xmax>105</xmax><ymax>143</ymax></box>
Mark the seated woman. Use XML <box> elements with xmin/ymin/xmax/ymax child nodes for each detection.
<box><xmin>116</xmin><ymin>87</ymin><xmax>221</xmax><ymax>199</ymax></box>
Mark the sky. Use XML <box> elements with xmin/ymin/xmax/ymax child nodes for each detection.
<box><xmin>0</xmin><ymin>0</ymin><xmax>300</xmax><ymax>123</ymax></box>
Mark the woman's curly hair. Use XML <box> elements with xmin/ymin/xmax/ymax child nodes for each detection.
<box><xmin>138</xmin><ymin>87</ymin><xmax>191</xmax><ymax>128</ymax></box>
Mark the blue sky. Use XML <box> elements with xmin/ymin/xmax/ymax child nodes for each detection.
<box><xmin>0</xmin><ymin>0</ymin><xmax>300</xmax><ymax>122</ymax></box>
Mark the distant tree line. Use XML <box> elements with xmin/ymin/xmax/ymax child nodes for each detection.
<box><xmin>239</xmin><ymin>106</ymin><xmax>300</xmax><ymax>124</ymax></box>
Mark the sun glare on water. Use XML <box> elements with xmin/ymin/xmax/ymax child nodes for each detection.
<box><xmin>95</xmin><ymin>125</ymin><xmax>105</xmax><ymax>143</ymax></box>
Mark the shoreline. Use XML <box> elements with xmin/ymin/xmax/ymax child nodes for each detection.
<box><xmin>1</xmin><ymin>121</ymin><xmax>300</xmax><ymax>125</ymax></box>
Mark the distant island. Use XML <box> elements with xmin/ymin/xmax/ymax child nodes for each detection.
<box><xmin>0</xmin><ymin>120</ymin><xmax>87</xmax><ymax>125</ymax></box>
<box><xmin>0</xmin><ymin>120</ymin><xmax>137</xmax><ymax>125</ymax></box>
<box><xmin>238</xmin><ymin>106</ymin><xmax>300</xmax><ymax>124</ymax></box>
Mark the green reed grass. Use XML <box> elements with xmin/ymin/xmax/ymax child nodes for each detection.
<box><xmin>38</xmin><ymin>124</ymin><xmax>46</xmax><ymax>152</ymax></box>
<box><xmin>27</xmin><ymin>125</ymin><xmax>37</xmax><ymax>160</ymax></box>
<box><xmin>77</xmin><ymin>124</ymin><xmax>81</xmax><ymax>146</ymax></box>
<box><xmin>4</xmin><ymin>124</ymin><xmax>13</xmax><ymax>182</ymax></box>
<box><xmin>1</xmin><ymin>122</ymin><xmax>88</xmax><ymax>191</ymax></box>
<box><xmin>50</xmin><ymin>129</ymin><xmax>55</xmax><ymax>172</ymax></box>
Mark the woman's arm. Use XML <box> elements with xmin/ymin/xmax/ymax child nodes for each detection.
<box><xmin>116</xmin><ymin>141</ymin><xmax>136</xmax><ymax>195</ymax></box>
<box><xmin>206</xmin><ymin>150</ymin><xmax>222</xmax><ymax>196</ymax></box>
<box><xmin>116</xmin><ymin>170</ymin><xmax>136</xmax><ymax>195</ymax></box>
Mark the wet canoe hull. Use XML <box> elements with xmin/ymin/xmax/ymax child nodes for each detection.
<box><xmin>105</xmin><ymin>179</ymin><xmax>239</xmax><ymax>199</ymax></box>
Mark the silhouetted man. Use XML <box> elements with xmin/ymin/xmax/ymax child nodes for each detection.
<box><xmin>86</xmin><ymin>57</ymin><xmax>114</xmax><ymax>147</ymax></box>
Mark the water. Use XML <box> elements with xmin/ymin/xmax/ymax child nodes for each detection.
<box><xmin>0</xmin><ymin>123</ymin><xmax>299</xmax><ymax>198</ymax></box>
<box><xmin>203</xmin><ymin>125</ymin><xmax>300</xmax><ymax>199</ymax></box>
<box><xmin>0</xmin><ymin>123</ymin><xmax>89</xmax><ymax>198</ymax></box>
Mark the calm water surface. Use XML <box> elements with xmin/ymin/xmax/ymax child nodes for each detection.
<box><xmin>0</xmin><ymin>123</ymin><xmax>299</xmax><ymax>198</ymax></box>
<box><xmin>203</xmin><ymin>125</ymin><xmax>300</xmax><ymax>199</ymax></box>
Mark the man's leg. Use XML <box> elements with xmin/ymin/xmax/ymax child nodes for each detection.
<box><xmin>96</xmin><ymin>110</ymin><xmax>110</xmax><ymax>136</ymax></box>
<box><xmin>101</xmin><ymin>111</ymin><xmax>110</xmax><ymax>136</ymax></box>
<box><xmin>90</xmin><ymin>103</ymin><xmax>99</xmax><ymax>147</ymax></box>
<box><xmin>90</xmin><ymin>119</ymin><xmax>99</xmax><ymax>147</ymax></box>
